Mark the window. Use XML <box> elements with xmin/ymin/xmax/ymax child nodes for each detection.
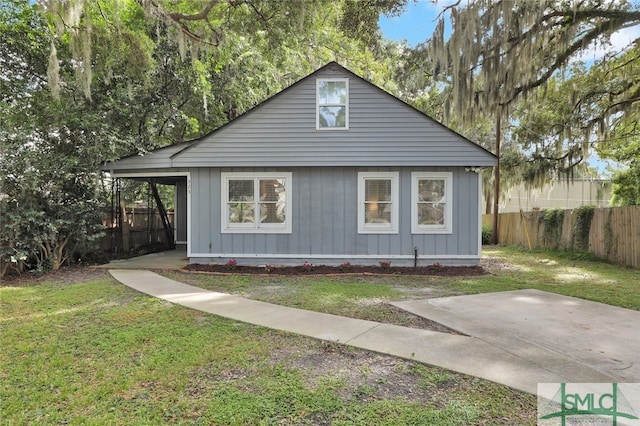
<box><xmin>358</xmin><ymin>172</ymin><xmax>399</xmax><ymax>233</ymax></box>
<box><xmin>221</xmin><ymin>172</ymin><xmax>292</xmax><ymax>233</ymax></box>
<box><xmin>411</xmin><ymin>172</ymin><xmax>452</xmax><ymax>234</ymax></box>
<box><xmin>317</xmin><ymin>78</ymin><xmax>348</xmax><ymax>130</ymax></box>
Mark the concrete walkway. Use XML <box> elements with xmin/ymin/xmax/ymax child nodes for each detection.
<box><xmin>109</xmin><ymin>270</ymin><xmax>627</xmax><ymax>395</ymax></box>
<box><xmin>98</xmin><ymin>249</ymin><xmax>188</xmax><ymax>270</ymax></box>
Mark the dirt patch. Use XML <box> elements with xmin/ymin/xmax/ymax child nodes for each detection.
<box><xmin>271</xmin><ymin>341</ymin><xmax>440</xmax><ymax>403</ymax></box>
<box><xmin>0</xmin><ymin>266</ymin><xmax>111</xmax><ymax>287</ymax></box>
<box><xmin>186</xmin><ymin>337</ymin><xmax>462</xmax><ymax>407</ymax></box>
<box><xmin>480</xmin><ymin>255</ymin><xmax>521</xmax><ymax>272</ymax></box>
<box><xmin>184</xmin><ymin>336</ymin><xmax>535</xmax><ymax>424</ymax></box>
<box><xmin>184</xmin><ymin>263</ymin><xmax>487</xmax><ymax>277</ymax></box>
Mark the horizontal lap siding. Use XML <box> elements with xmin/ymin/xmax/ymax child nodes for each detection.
<box><xmin>173</xmin><ymin>67</ymin><xmax>495</xmax><ymax>168</ymax></box>
<box><xmin>189</xmin><ymin>167</ymin><xmax>479</xmax><ymax>258</ymax></box>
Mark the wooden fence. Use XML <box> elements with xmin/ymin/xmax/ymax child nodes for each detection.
<box><xmin>483</xmin><ymin>205</ymin><xmax>640</xmax><ymax>269</ymax></box>
<box><xmin>101</xmin><ymin>208</ymin><xmax>174</xmax><ymax>257</ymax></box>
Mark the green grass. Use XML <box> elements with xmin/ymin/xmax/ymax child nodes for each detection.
<box><xmin>449</xmin><ymin>247</ymin><xmax>640</xmax><ymax>310</ymax></box>
<box><xmin>1</xmin><ymin>272</ymin><xmax>535</xmax><ymax>425</ymax></box>
<box><xmin>4</xmin><ymin>246</ymin><xmax>633</xmax><ymax>425</ymax></box>
<box><xmin>164</xmin><ymin>246</ymin><xmax>639</xmax><ymax>329</ymax></box>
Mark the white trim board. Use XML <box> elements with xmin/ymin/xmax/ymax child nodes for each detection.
<box><xmin>189</xmin><ymin>253</ymin><xmax>480</xmax><ymax>260</ymax></box>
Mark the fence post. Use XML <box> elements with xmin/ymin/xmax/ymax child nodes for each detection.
<box><xmin>120</xmin><ymin>200</ymin><xmax>130</xmax><ymax>254</ymax></box>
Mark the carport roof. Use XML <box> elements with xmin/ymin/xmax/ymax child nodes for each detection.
<box><xmin>100</xmin><ymin>140</ymin><xmax>196</xmax><ymax>173</ymax></box>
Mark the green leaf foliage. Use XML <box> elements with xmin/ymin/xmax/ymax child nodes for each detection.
<box><xmin>539</xmin><ymin>208</ymin><xmax>565</xmax><ymax>249</ymax></box>
<box><xmin>572</xmin><ymin>205</ymin><xmax>595</xmax><ymax>251</ymax></box>
<box><xmin>611</xmin><ymin>162</ymin><xmax>640</xmax><ymax>206</ymax></box>
<box><xmin>1</xmin><ymin>0</ymin><xmax>410</xmax><ymax>275</ymax></box>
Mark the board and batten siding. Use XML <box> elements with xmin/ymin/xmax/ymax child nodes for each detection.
<box><xmin>189</xmin><ymin>167</ymin><xmax>481</xmax><ymax>265</ymax></box>
<box><xmin>172</xmin><ymin>65</ymin><xmax>496</xmax><ymax>168</ymax></box>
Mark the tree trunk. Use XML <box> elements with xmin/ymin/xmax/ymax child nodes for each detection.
<box><xmin>485</xmin><ymin>189</ymin><xmax>493</xmax><ymax>214</ymax></box>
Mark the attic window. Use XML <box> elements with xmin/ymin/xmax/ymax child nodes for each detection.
<box><xmin>317</xmin><ymin>78</ymin><xmax>348</xmax><ymax>130</ymax></box>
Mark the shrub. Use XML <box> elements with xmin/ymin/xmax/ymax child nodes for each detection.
<box><xmin>482</xmin><ymin>224</ymin><xmax>493</xmax><ymax>245</ymax></box>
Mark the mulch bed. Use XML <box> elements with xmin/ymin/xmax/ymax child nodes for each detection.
<box><xmin>184</xmin><ymin>263</ymin><xmax>488</xmax><ymax>277</ymax></box>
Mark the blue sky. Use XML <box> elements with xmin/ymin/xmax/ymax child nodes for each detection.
<box><xmin>379</xmin><ymin>0</ymin><xmax>640</xmax><ymax>53</ymax></box>
<box><xmin>378</xmin><ymin>0</ymin><xmax>440</xmax><ymax>46</ymax></box>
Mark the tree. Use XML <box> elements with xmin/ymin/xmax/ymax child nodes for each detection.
<box><xmin>611</xmin><ymin>163</ymin><xmax>640</xmax><ymax>205</ymax></box>
<box><xmin>510</xmin><ymin>66</ymin><xmax>606</xmax><ymax>185</ymax></box>
<box><xmin>38</xmin><ymin>0</ymin><xmax>410</xmax><ymax>106</ymax></box>
<box><xmin>2</xmin><ymin>0</ymin><xmax>412</xmax><ymax>275</ymax></box>
<box><xmin>427</xmin><ymin>0</ymin><xmax>640</xmax><ymax>170</ymax></box>
<box><xmin>1</xmin><ymin>126</ymin><xmax>105</xmax><ymax>272</ymax></box>
<box><xmin>508</xmin><ymin>46</ymin><xmax>640</xmax><ymax>200</ymax></box>
<box><xmin>421</xmin><ymin>0</ymin><xmax>639</xmax><ymax>240</ymax></box>
<box><xmin>1</xmin><ymin>0</ymin><xmax>182</xmax><ymax>273</ymax></box>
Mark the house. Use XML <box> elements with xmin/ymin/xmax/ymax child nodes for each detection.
<box><xmin>101</xmin><ymin>62</ymin><xmax>497</xmax><ymax>266</ymax></box>
<box><xmin>495</xmin><ymin>179</ymin><xmax>612</xmax><ymax>213</ymax></box>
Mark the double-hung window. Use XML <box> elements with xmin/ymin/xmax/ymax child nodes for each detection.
<box><xmin>317</xmin><ymin>78</ymin><xmax>348</xmax><ymax>130</ymax></box>
<box><xmin>357</xmin><ymin>172</ymin><xmax>399</xmax><ymax>233</ymax></box>
<box><xmin>411</xmin><ymin>172</ymin><xmax>452</xmax><ymax>234</ymax></box>
<box><xmin>221</xmin><ymin>172</ymin><xmax>292</xmax><ymax>233</ymax></box>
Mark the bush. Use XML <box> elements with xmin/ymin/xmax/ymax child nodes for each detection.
<box><xmin>482</xmin><ymin>224</ymin><xmax>493</xmax><ymax>245</ymax></box>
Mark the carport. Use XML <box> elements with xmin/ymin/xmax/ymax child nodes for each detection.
<box><xmin>100</xmin><ymin>142</ymin><xmax>195</xmax><ymax>259</ymax></box>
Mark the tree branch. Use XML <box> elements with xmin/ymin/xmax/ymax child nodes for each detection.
<box><xmin>509</xmin><ymin>20</ymin><xmax>623</xmax><ymax>104</ymax></box>
<box><xmin>140</xmin><ymin>0</ymin><xmax>220</xmax><ymax>46</ymax></box>
<box><xmin>167</xmin><ymin>0</ymin><xmax>220</xmax><ymax>21</ymax></box>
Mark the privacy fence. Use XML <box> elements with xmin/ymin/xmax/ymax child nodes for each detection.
<box><xmin>483</xmin><ymin>205</ymin><xmax>640</xmax><ymax>269</ymax></box>
<box><xmin>102</xmin><ymin>207</ymin><xmax>175</xmax><ymax>258</ymax></box>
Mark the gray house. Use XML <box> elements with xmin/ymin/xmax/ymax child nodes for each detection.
<box><xmin>102</xmin><ymin>62</ymin><xmax>497</xmax><ymax>266</ymax></box>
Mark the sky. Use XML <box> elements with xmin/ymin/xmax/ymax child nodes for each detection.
<box><xmin>378</xmin><ymin>0</ymin><xmax>441</xmax><ymax>46</ymax></box>
<box><xmin>379</xmin><ymin>0</ymin><xmax>640</xmax><ymax>55</ymax></box>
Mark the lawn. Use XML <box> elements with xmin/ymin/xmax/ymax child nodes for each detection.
<box><xmin>163</xmin><ymin>246</ymin><xmax>640</xmax><ymax>328</ymax></box>
<box><xmin>2</xmin><ymin>246</ymin><xmax>637</xmax><ymax>425</ymax></box>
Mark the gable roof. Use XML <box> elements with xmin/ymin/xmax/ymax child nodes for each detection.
<box><xmin>104</xmin><ymin>61</ymin><xmax>497</xmax><ymax>172</ymax></box>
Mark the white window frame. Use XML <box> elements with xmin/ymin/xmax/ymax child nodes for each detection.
<box><xmin>411</xmin><ymin>172</ymin><xmax>453</xmax><ymax>234</ymax></box>
<box><xmin>221</xmin><ymin>172</ymin><xmax>292</xmax><ymax>234</ymax></box>
<box><xmin>316</xmin><ymin>78</ymin><xmax>349</xmax><ymax>130</ymax></box>
<box><xmin>357</xmin><ymin>172</ymin><xmax>399</xmax><ymax>234</ymax></box>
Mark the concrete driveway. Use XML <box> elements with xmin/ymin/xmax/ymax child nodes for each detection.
<box><xmin>393</xmin><ymin>289</ymin><xmax>640</xmax><ymax>384</ymax></box>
